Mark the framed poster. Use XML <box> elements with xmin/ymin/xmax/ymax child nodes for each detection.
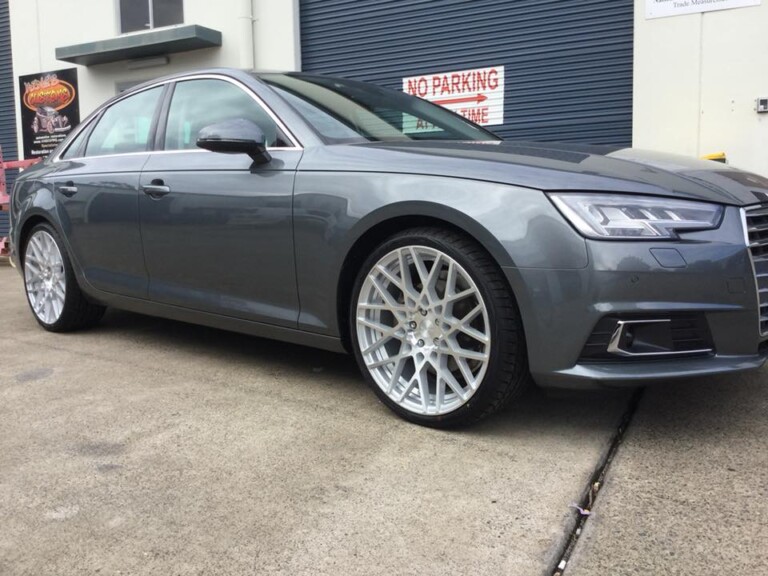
<box><xmin>18</xmin><ymin>68</ymin><xmax>80</xmax><ymax>159</ymax></box>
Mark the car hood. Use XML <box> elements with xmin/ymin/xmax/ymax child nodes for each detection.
<box><xmin>305</xmin><ymin>140</ymin><xmax>768</xmax><ymax>206</ymax></box>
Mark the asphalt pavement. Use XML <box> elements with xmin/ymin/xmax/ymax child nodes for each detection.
<box><xmin>0</xmin><ymin>264</ymin><xmax>765</xmax><ymax>575</ymax></box>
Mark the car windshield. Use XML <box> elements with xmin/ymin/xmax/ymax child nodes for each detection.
<box><xmin>258</xmin><ymin>73</ymin><xmax>501</xmax><ymax>144</ymax></box>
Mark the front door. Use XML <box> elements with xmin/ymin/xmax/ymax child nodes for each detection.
<box><xmin>139</xmin><ymin>78</ymin><xmax>301</xmax><ymax>327</ymax></box>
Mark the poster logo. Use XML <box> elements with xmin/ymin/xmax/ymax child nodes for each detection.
<box><xmin>22</xmin><ymin>75</ymin><xmax>77</xmax><ymax>112</ymax></box>
<box><xmin>17</xmin><ymin>68</ymin><xmax>81</xmax><ymax>159</ymax></box>
<box><xmin>24</xmin><ymin>74</ymin><xmax>77</xmax><ymax>110</ymax></box>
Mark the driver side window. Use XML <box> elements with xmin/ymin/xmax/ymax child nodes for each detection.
<box><xmin>164</xmin><ymin>79</ymin><xmax>290</xmax><ymax>150</ymax></box>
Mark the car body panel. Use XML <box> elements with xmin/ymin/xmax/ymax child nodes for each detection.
<box><xmin>298</xmin><ymin>140</ymin><xmax>768</xmax><ymax>206</ymax></box>
<box><xmin>139</xmin><ymin>149</ymin><xmax>302</xmax><ymax>327</ymax></box>
<box><xmin>292</xmin><ymin>168</ymin><xmax>588</xmax><ymax>335</ymax></box>
<box><xmin>13</xmin><ymin>155</ymin><xmax>151</xmax><ymax>298</ymax></box>
<box><xmin>506</xmin><ymin>207</ymin><xmax>765</xmax><ymax>386</ymax></box>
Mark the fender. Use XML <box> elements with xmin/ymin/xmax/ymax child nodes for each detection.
<box><xmin>292</xmin><ymin>171</ymin><xmax>587</xmax><ymax>337</ymax></box>
<box><xmin>342</xmin><ymin>200</ymin><xmax>515</xmax><ymax>269</ymax></box>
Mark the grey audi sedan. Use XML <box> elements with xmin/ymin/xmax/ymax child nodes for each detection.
<box><xmin>9</xmin><ymin>68</ymin><xmax>768</xmax><ymax>427</ymax></box>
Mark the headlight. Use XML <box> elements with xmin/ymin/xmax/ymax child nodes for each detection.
<box><xmin>548</xmin><ymin>193</ymin><xmax>724</xmax><ymax>239</ymax></box>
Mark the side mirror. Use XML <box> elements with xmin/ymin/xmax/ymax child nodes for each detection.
<box><xmin>196</xmin><ymin>119</ymin><xmax>272</xmax><ymax>164</ymax></box>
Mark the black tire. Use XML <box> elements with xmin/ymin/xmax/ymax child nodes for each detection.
<box><xmin>22</xmin><ymin>222</ymin><xmax>105</xmax><ymax>332</ymax></box>
<box><xmin>349</xmin><ymin>227</ymin><xmax>529</xmax><ymax>428</ymax></box>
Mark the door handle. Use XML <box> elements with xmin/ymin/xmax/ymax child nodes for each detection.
<box><xmin>57</xmin><ymin>182</ymin><xmax>78</xmax><ymax>197</ymax></box>
<box><xmin>142</xmin><ymin>182</ymin><xmax>171</xmax><ymax>198</ymax></box>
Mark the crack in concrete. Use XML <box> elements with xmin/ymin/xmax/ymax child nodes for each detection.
<box><xmin>549</xmin><ymin>388</ymin><xmax>645</xmax><ymax>576</ymax></box>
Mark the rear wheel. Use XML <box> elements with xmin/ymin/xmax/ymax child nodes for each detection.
<box><xmin>350</xmin><ymin>227</ymin><xmax>529</xmax><ymax>428</ymax></box>
<box><xmin>23</xmin><ymin>223</ymin><xmax>105</xmax><ymax>332</ymax></box>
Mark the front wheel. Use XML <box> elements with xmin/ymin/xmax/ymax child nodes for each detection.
<box><xmin>350</xmin><ymin>227</ymin><xmax>529</xmax><ymax>428</ymax></box>
<box><xmin>23</xmin><ymin>223</ymin><xmax>105</xmax><ymax>332</ymax></box>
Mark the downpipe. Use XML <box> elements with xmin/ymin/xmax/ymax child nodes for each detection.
<box><xmin>238</xmin><ymin>0</ymin><xmax>256</xmax><ymax>71</ymax></box>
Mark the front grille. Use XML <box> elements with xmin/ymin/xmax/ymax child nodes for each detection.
<box><xmin>745</xmin><ymin>205</ymin><xmax>768</xmax><ymax>335</ymax></box>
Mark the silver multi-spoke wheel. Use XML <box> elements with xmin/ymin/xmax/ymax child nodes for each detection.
<box><xmin>356</xmin><ymin>245</ymin><xmax>491</xmax><ymax>416</ymax></box>
<box><xmin>22</xmin><ymin>224</ymin><xmax>104</xmax><ymax>332</ymax></box>
<box><xmin>24</xmin><ymin>230</ymin><xmax>67</xmax><ymax>325</ymax></box>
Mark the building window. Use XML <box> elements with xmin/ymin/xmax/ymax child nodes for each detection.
<box><xmin>119</xmin><ymin>0</ymin><xmax>184</xmax><ymax>34</ymax></box>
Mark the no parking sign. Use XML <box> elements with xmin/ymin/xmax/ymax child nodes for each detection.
<box><xmin>403</xmin><ymin>66</ymin><xmax>505</xmax><ymax>126</ymax></box>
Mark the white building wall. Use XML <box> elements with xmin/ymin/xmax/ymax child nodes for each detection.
<box><xmin>634</xmin><ymin>1</ymin><xmax>768</xmax><ymax>175</ymax></box>
<box><xmin>9</xmin><ymin>0</ymin><xmax>300</xmax><ymax>156</ymax></box>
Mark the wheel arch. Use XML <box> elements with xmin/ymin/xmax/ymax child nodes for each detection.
<box><xmin>335</xmin><ymin>202</ymin><xmax>519</xmax><ymax>352</ymax></box>
<box><xmin>11</xmin><ymin>177</ymin><xmax>61</xmax><ymax>261</ymax></box>
<box><xmin>18</xmin><ymin>213</ymin><xmax>57</xmax><ymax>263</ymax></box>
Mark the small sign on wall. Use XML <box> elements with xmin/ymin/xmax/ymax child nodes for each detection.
<box><xmin>403</xmin><ymin>66</ymin><xmax>505</xmax><ymax>127</ymax></box>
<box><xmin>647</xmin><ymin>0</ymin><xmax>761</xmax><ymax>19</ymax></box>
<box><xmin>17</xmin><ymin>68</ymin><xmax>80</xmax><ymax>159</ymax></box>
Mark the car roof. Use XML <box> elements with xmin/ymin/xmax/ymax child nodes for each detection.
<box><xmin>124</xmin><ymin>68</ymin><xmax>287</xmax><ymax>94</ymax></box>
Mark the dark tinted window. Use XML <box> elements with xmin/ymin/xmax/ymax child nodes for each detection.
<box><xmin>153</xmin><ymin>0</ymin><xmax>184</xmax><ymax>28</ymax></box>
<box><xmin>164</xmin><ymin>79</ymin><xmax>290</xmax><ymax>150</ymax></box>
<box><xmin>120</xmin><ymin>0</ymin><xmax>183</xmax><ymax>33</ymax></box>
<box><xmin>120</xmin><ymin>0</ymin><xmax>150</xmax><ymax>32</ymax></box>
<box><xmin>260</xmin><ymin>74</ymin><xmax>500</xmax><ymax>144</ymax></box>
<box><xmin>85</xmin><ymin>87</ymin><xmax>162</xmax><ymax>157</ymax></box>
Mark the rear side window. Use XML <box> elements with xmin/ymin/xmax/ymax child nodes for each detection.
<box><xmin>60</xmin><ymin>123</ymin><xmax>91</xmax><ymax>159</ymax></box>
<box><xmin>163</xmin><ymin>79</ymin><xmax>290</xmax><ymax>150</ymax></box>
<box><xmin>85</xmin><ymin>86</ymin><xmax>163</xmax><ymax>157</ymax></box>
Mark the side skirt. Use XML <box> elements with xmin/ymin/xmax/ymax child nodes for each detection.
<box><xmin>83</xmin><ymin>288</ymin><xmax>347</xmax><ymax>354</ymax></box>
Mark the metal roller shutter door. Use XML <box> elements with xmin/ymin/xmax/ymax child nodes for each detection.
<box><xmin>300</xmin><ymin>0</ymin><xmax>633</xmax><ymax>146</ymax></box>
<box><xmin>1</xmin><ymin>0</ymin><xmax>17</xmax><ymax>239</ymax></box>
<box><xmin>1</xmin><ymin>0</ymin><xmax>18</xmax><ymax>195</ymax></box>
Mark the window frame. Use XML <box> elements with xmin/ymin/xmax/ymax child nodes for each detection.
<box><xmin>52</xmin><ymin>74</ymin><xmax>303</xmax><ymax>163</ymax></box>
<box><xmin>117</xmin><ymin>0</ymin><xmax>185</xmax><ymax>35</ymax></box>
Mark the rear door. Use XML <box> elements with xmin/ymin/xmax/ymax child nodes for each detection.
<box><xmin>139</xmin><ymin>77</ymin><xmax>302</xmax><ymax>327</ymax></box>
<box><xmin>51</xmin><ymin>85</ymin><xmax>165</xmax><ymax>298</ymax></box>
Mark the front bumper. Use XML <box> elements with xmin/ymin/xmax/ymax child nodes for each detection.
<box><xmin>532</xmin><ymin>351</ymin><xmax>768</xmax><ymax>389</ymax></box>
<box><xmin>505</xmin><ymin>205</ymin><xmax>768</xmax><ymax>389</ymax></box>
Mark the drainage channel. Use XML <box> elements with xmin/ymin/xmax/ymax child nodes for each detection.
<box><xmin>549</xmin><ymin>388</ymin><xmax>645</xmax><ymax>576</ymax></box>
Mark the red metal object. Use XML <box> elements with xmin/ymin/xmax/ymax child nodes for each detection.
<box><xmin>1</xmin><ymin>146</ymin><xmax>41</xmax><ymax>257</ymax></box>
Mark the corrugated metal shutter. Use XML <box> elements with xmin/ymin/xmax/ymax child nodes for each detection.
<box><xmin>0</xmin><ymin>0</ymin><xmax>19</xmax><ymax>201</ymax></box>
<box><xmin>0</xmin><ymin>0</ymin><xmax>17</xmax><ymax>239</ymax></box>
<box><xmin>300</xmin><ymin>0</ymin><xmax>633</xmax><ymax>146</ymax></box>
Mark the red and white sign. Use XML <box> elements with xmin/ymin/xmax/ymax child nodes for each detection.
<box><xmin>403</xmin><ymin>66</ymin><xmax>505</xmax><ymax>127</ymax></box>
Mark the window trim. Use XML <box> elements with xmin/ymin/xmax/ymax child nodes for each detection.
<box><xmin>52</xmin><ymin>74</ymin><xmax>303</xmax><ymax>163</ymax></box>
<box><xmin>153</xmin><ymin>80</ymin><xmax>175</xmax><ymax>151</ymax></box>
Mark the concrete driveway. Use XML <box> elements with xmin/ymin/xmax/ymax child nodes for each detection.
<box><xmin>0</xmin><ymin>265</ymin><xmax>765</xmax><ymax>575</ymax></box>
<box><xmin>567</xmin><ymin>372</ymin><xmax>768</xmax><ymax>575</ymax></box>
